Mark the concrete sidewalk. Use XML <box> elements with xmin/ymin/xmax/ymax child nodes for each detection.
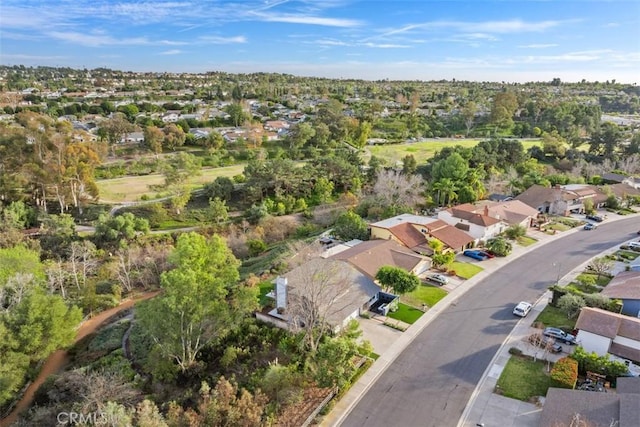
<box><xmin>321</xmin><ymin>211</ymin><xmax>637</xmax><ymax>427</ymax></box>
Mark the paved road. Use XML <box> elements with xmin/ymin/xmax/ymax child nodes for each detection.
<box><xmin>341</xmin><ymin>217</ymin><xmax>639</xmax><ymax>427</ymax></box>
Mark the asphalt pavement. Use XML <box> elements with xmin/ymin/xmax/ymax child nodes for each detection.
<box><xmin>321</xmin><ymin>211</ymin><xmax>639</xmax><ymax>427</ymax></box>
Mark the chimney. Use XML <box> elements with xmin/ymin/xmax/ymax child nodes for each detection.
<box><xmin>276</xmin><ymin>276</ymin><xmax>287</xmax><ymax>310</ymax></box>
<box><xmin>484</xmin><ymin>205</ymin><xmax>489</xmax><ymax>217</ymax></box>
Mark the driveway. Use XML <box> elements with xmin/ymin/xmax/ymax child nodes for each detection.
<box><xmin>358</xmin><ymin>316</ymin><xmax>405</xmax><ymax>355</ymax></box>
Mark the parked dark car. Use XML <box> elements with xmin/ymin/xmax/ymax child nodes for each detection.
<box><xmin>543</xmin><ymin>327</ymin><xmax>577</xmax><ymax>345</ymax></box>
<box><xmin>586</xmin><ymin>214</ymin><xmax>604</xmax><ymax>222</ymax></box>
<box><xmin>463</xmin><ymin>250</ymin><xmax>489</xmax><ymax>261</ymax></box>
<box><xmin>477</xmin><ymin>250</ymin><xmax>495</xmax><ymax>258</ymax></box>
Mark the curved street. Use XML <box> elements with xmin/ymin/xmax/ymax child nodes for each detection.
<box><xmin>340</xmin><ymin>216</ymin><xmax>640</xmax><ymax>427</ymax></box>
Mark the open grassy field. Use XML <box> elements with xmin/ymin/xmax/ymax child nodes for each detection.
<box><xmin>367</xmin><ymin>138</ymin><xmax>542</xmax><ymax>165</ymax></box>
<box><xmin>96</xmin><ymin>164</ymin><xmax>246</xmax><ymax>203</ymax></box>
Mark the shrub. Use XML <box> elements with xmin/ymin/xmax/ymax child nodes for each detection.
<box><xmin>504</xmin><ymin>224</ymin><xmax>526</xmax><ymax>240</ymax></box>
<box><xmin>550</xmin><ymin>357</ymin><xmax>578</xmax><ymax>389</ymax></box>
<box><xmin>508</xmin><ymin>347</ymin><xmax>523</xmax><ymax>356</ymax></box>
<box><xmin>248</xmin><ymin>239</ymin><xmax>267</xmax><ymax>257</ymax></box>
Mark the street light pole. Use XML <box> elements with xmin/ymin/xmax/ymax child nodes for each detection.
<box><xmin>553</xmin><ymin>262</ymin><xmax>562</xmax><ymax>284</ymax></box>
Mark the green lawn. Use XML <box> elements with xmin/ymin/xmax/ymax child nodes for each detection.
<box><xmin>575</xmin><ymin>272</ymin><xmax>612</xmax><ymax>287</ymax></box>
<box><xmin>517</xmin><ymin>236</ymin><xmax>538</xmax><ymax>247</ymax></box>
<box><xmin>258</xmin><ymin>281</ymin><xmax>274</xmax><ymax>307</ymax></box>
<box><xmin>368</xmin><ymin>139</ymin><xmax>541</xmax><ymax>165</ymax></box>
<box><xmin>496</xmin><ymin>356</ymin><xmax>556</xmax><ymax>401</ymax></box>
<box><xmin>450</xmin><ymin>262</ymin><xmax>483</xmax><ymax>279</ymax></box>
<box><xmin>401</xmin><ymin>284</ymin><xmax>448</xmax><ymax>308</ymax></box>
<box><xmin>96</xmin><ymin>164</ymin><xmax>247</xmax><ymax>203</ymax></box>
<box><xmin>534</xmin><ymin>305</ymin><xmax>577</xmax><ymax>331</ymax></box>
<box><xmin>614</xmin><ymin>250</ymin><xmax>640</xmax><ymax>262</ymax></box>
<box><xmin>387</xmin><ymin>302</ymin><xmax>424</xmax><ymax>324</ymax></box>
<box><xmin>546</xmin><ymin>223</ymin><xmax>571</xmax><ymax>232</ymax></box>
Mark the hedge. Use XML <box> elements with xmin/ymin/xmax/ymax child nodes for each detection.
<box><xmin>550</xmin><ymin>357</ymin><xmax>578</xmax><ymax>389</ymax></box>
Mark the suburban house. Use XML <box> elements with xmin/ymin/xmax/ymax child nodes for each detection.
<box><xmin>515</xmin><ymin>184</ymin><xmax>607</xmax><ymax>215</ymax></box>
<box><xmin>538</xmin><ymin>377</ymin><xmax>640</xmax><ymax>427</ymax></box>
<box><xmin>256</xmin><ymin>258</ymin><xmax>388</xmax><ymax>333</ymax></box>
<box><xmin>329</xmin><ymin>239</ymin><xmax>432</xmax><ymax>280</ymax></box>
<box><xmin>603</xmin><ymin>172</ymin><xmax>640</xmax><ymax>190</ymax></box>
<box><xmin>120</xmin><ymin>131</ymin><xmax>144</xmax><ymax>144</ymax></box>
<box><xmin>608</xmin><ymin>183</ymin><xmax>640</xmax><ymax>202</ymax></box>
<box><xmin>600</xmin><ymin>271</ymin><xmax>640</xmax><ymax>317</ymax></box>
<box><xmin>437</xmin><ymin>200</ymin><xmax>538</xmax><ymax>242</ymax></box>
<box><xmin>575</xmin><ymin>307</ymin><xmax>640</xmax><ymax>363</ymax></box>
<box><xmin>369</xmin><ymin>214</ymin><xmax>474</xmax><ymax>254</ymax></box>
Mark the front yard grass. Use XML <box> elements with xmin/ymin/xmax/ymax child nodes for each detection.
<box><xmin>387</xmin><ymin>302</ymin><xmax>424</xmax><ymax>324</ymax></box>
<box><xmin>450</xmin><ymin>261</ymin><xmax>483</xmax><ymax>279</ymax></box>
<box><xmin>613</xmin><ymin>250</ymin><xmax>640</xmax><ymax>262</ymax></box>
<box><xmin>534</xmin><ymin>305</ymin><xmax>577</xmax><ymax>331</ymax></box>
<box><xmin>496</xmin><ymin>356</ymin><xmax>555</xmax><ymax>401</ymax></box>
<box><xmin>546</xmin><ymin>223</ymin><xmax>571</xmax><ymax>232</ymax></box>
<box><xmin>575</xmin><ymin>272</ymin><xmax>612</xmax><ymax>287</ymax></box>
<box><xmin>401</xmin><ymin>284</ymin><xmax>448</xmax><ymax>308</ymax></box>
<box><xmin>517</xmin><ymin>236</ymin><xmax>538</xmax><ymax>247</ymax></box>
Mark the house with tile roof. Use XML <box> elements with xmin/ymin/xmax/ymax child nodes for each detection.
<box><xmin>369</xmin><ymin>214</ymin><xmax>474</xmax><ymax>254</ymax></box>
<box><xmin>437</xmin><ymin>200</ymin><xmax>538</xmax><ymax>242</ymax></box>
<box><xmin>600</xmin><ymin>271</ymin><xmax>640</xmax><ymax>317</ymax></box>
<box><xmin>515</xmin><ymin>184</ymin><xmax>607</xmax><ymax>215</ymax></box>
<box><xmin>575</xmin><ymin>307</ymin><xmax>640</xmax><ymax>363</ymax></box>
<box><xmin>329</xmin><ymin>239</ymin><xmax>432</xmax><ymax>280</ymax></box>
<box><xmin>539</xmin><ymin>377</ymin><xmax>640</xmax><ymax>427</ymax></box>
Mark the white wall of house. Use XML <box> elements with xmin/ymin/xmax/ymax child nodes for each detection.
<box><xmin>576</xmin><ymin>330</ymin><xmax>611</xmax><ymax>356</ymax></box>
<box><xmin>437</xmin><ymin>211</ymin><xmax>505</xmax><ymax>242</ymax></box>
<box><xmin>412</xmin><ymin>260</ymin><xmax>432</xmax><ymax>276</ymax></box>
<box><xmin>612</xmin><ymin>336</ymin><xmax>640</xmax><ymax>352</ymax></box>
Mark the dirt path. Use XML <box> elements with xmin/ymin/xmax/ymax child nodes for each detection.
<box><xmin>0</xmin><ymin>290</ymin><xmax>160</xmax><ymax>427</ymax></box>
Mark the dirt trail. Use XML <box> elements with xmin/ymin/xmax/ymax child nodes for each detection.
<box><xmin>0</xmin><ymin>290</ymin><xmax>160</xmax><ymax>427</ymax></box>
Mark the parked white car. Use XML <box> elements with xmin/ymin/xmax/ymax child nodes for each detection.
<box><xmin>513</xmin><ymin>301</ymin><xmax>533</xmax><ymax>317</ymax></box>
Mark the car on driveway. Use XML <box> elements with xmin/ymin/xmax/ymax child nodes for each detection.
<box><xmin>586</xmin><ymin>214</ymin><xmax>604</xmax><ymax>222</ymax></box>
<box><xmin>477</xmin><ymin>250</ymin><xmax>495</xmax><ymax>258</ymax></box>
<box><xmin>463</xmin><ymin>250</ymin><xmax>489</xmax><ymax>261</ymax></box>
<box><xmin>543</xmin><ymin>327</ymin><xmax>577</xmax><ymax>344</ymax></box>
<box><xmin>513</xmin><ymin>301</ymin><xmax>533</xmax><ymax>317</ymax></box>
<box><xmin>425</xmin><ymin>273</ymin><xmax>449</xmax><ymax>285</ymax></box>
<box><xmin>584</xmin><ymin>223</ymin><xmax>597</xmax><ymax>230</ymax></box>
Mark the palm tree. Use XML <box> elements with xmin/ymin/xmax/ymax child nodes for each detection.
<box><xmin>432</xmin><ymin>178</ymin><xmax>458</xmax><ymax>206</ymax></box>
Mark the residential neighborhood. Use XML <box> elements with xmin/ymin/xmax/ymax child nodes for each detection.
<box><xmin>1</xmin><ymin>64</ymin><xmax>640</xmax><ymax>427</ymax></box>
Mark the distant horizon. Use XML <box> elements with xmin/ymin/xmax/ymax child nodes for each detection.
<box><xmin>2</xmin><ymin>63</ymin><xmax>637</xmax><ymax>86</ymax></box>
<box><xmin>2</xmin><ymin>0</ymin><xmax>639</xmax><ymax>84</ymax></box>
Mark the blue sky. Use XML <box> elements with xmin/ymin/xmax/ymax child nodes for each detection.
<box><xmin>1</xmin><ymin>0</ymin><xmax>639</xmax><ymax>83</ymax></box>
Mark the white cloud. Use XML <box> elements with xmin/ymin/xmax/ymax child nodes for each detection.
<box><xmin>362</xmin><ymin>42</ymin><xmax>410</xmax><ymax>49</ymax></box>
<box><xmin>198</xmin><ymin>35</ymin><xmax>247</xmax><ymax>44</ymax></box>
<box><xmin>249</xmin><ymin>12</ymin><xmax>362</xmax><ymax>27</ymax></box>
<box><xmin>518</xmin><ymin>44</ymin><xmax>558</xmax><ymax>49</ymax></box>
<box><xmin>47</xmin><ymin>31</ymin><xmax>151</xmax><ymax>47</ymax></box>
<box><xmin>159</xmin><ymin>49</ymin><xmax>183</xmax><ymax>55</ymax></box>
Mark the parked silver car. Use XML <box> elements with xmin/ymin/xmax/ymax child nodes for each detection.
<box><xmin>543</xmin><ymin>327</ymin><xmax>577</xmax><ymax>344</ymax></box>
<box><xmin>425</xmin><ymin>273</ymin><xmax>449</xmax><ymax>285</ymax></box>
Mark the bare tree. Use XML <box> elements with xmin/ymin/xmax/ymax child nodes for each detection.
<box><xmin>0</xmin><ymin>273</ymin><xmax>37</xmax><ymax>312</ymax></box>
<box><xmin>68</xmin><ymin>240</ymin><xmax>98</xmax><ymax>291</ymax></box>
<box><xmin>617</xmin><ymin>153</ymin><xmax>640</xmax><ymax>174</ymax></box>
<box><xmin>527</xmin><ymin>332</ymin><xmax>557</xmax><ymax>371</ymax></box>
<box><xmin>45</xmin><ymin>259</ymin><xmax>70</xmax><ymax>299</ymax></box>
<box><xmin>587</xmin><ymin>257</ymin><xmax>613</xmax><ymax>280</ymax></box>
<box><xmin>285</xmin><ymin>258</ymin><xmax>357</xmax><ymax>352</ymax></box>
<box><xmin>372</xmin><ymin>169</ymin><xmax>425</xmax><ymax>209</ymax></box>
